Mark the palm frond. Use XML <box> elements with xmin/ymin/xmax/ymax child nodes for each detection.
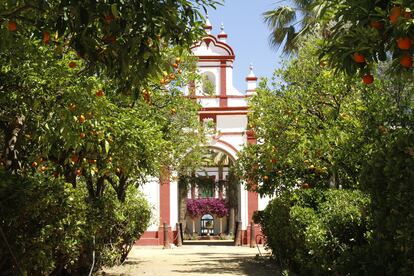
<box><xmin>264</xmin><ymin>0</ymin><xmax>317</xmax><ymax>54</ymax></box>
<box><xmin>263</xmin><ymin>6</ymin><xmax>297</xmax><ymax>29</ymax></box>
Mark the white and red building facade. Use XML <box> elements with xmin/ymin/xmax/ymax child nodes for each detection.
<box><xmin>137</xmin><ymin>21</ymin><xmax>270</xmax><ymax>246</ymax></box>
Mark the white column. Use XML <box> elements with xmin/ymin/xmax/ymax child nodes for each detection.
<box><xmin>170</xmin><ymin>176</ymin><xmax>179</xmax><ymax>230</ymax></box>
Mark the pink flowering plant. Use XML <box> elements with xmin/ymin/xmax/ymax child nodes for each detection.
<box><xmin>187</xmin><ymin>198</ymin><xmax>229</xmax><ymax>218</ymax></box>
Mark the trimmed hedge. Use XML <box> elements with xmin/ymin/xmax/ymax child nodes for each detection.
<box><xmin>260</xmin><ymin>188</ymin><xmax>370</xmax><ymax>275</ymax></box>
<box><xmin>0</xmin><ymin>172</ymin><xmax>151</xmax><ymax>275</ymax></box>
<box><xmin>359</xmin><ymin>132</ymin><xmax>414</xmax><ymax>275</ymax></box>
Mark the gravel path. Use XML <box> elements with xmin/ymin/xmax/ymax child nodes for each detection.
<box><xmin>100</xmin><ymin>244</ymin><xmax>280</xmax><ymax>276</ymax></box>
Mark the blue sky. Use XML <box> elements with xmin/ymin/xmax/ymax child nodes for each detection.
<box><xmin>206</xmin><ymin>0</ymin><xmax>285</xmax><ymax>91</ymax></box>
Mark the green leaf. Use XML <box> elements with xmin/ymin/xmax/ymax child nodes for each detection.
<box><xmin>105</xmin><ymin>140</ymin><xmax>110</xmax><ymax>154</ymax></box>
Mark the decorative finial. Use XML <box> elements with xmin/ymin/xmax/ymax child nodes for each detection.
<box><xmin>247</xmin><ymin>63</ymin><xmax>257</xmax><ymax>79</ymax></box>
<box><xmin>246</xmin><ymin>63</ymin><xmax>258</xmax><ymax>94</ymax></box>
<box><xmin>218</xmin><ymin>22</ymin><xmax>228</xmax><ymax>41</ymax></box>
<box><xmin>204</xmin><ymin>12</ymin><xmax>212</xmax><ymax>34</ymax></box>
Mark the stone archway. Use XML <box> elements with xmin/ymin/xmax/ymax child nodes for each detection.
<box><xmin>178</xmin><ymin>147</ymin><xmax>241</xmax><ymax>241</ymax></box>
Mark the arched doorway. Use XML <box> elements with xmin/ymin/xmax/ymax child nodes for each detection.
<box><xmin>178</xmin><ymin>147</ymin><xmax>240</xmax><ymax>241</ymax></box>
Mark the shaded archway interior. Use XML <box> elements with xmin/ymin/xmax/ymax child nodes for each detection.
<box><xmin>180</xmin><ymin>147</ymin><xmax>240</xmax><ymax>238</ymax></box>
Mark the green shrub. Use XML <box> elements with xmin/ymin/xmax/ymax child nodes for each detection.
<box><xmin>359</xmin><ymin>132</ymin><xmax>414</xmax><ymax>275</ymax></box>
<box><xmin>0</xmin><ymin>171</ymin><xmax>151</xmax><ymax>275</ymax></box>
<box><xmin>260</xmin><ymin>188</ymin><xmax>370</xmax><ymax>275</ymax></box>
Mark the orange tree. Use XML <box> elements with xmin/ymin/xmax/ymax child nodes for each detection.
<box><xmin>236</xmin><ymin>41</ymin><xmax>368</xmax><ymax>194</ymax></box>
<box><xmin>264</xmin><ymin>1</ymin><xmax>414</xmax><ymax>81</ymax></box>
<box><xmin>0</xmin><ymin>36</ymin><xmax>208</xmax><ymax>273</ymax></box>
<box><xmin>0</xmin><ymin>1</ymin><xmax>214</xmax><ymax>273</ymax></box>
<box><xmin>318</xmin><ymin>0</ymin><xmax>414</xmax><ymax>82</ymax></box>
<box><xmin>0</xmin><ymin>41</ymin><xmax>207</xmax><ymax>275</ymax></box>
<box><xmin>237</xmin><ymin>38</ymin><xmax>414</xmax><ymax>274</ymax></box>
<box><xmin>0</xmin><ymin>0</ymin><xmax>220</xmax><ymax>93</ymax></box>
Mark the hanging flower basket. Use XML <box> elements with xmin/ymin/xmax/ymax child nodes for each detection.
<box><xmin>187</xmin><ymin>198</ymin><xmax>229</xmax><ymax>218</ymax></box>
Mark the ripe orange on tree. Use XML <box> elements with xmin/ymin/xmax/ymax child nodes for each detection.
<box><xmin>79</xmin><ymin>114</ymin><xmax>86</xmax><ymax>124</ymax></box>
<box><xmin>400</xmin><ymin>55</ymin><xmax>412</xmax><ymax>68</ymax></box>
<box><xmin>378</xmin><ymin>125</ymin><xmax>387</xmax><ymax>134</ymax></box>
<box><xmin>173</xmin><ymin>63</ymin><xmax>179</xmax><ymax>69</ymax></box>
<box><xmin>79</xmin><ymin>132</ymin><xmax>86</xmax><ymax>139</ymax></box>
<box><xmin>68</xmin><ymin>103</ymin><xmax>76</xmax><ymax>112</ymax></box>
<box><xmin>105</xmin><ymin>35</ymin><xmax>116</xmax><ymax>44</ymax></box>
<box><xmin>96</xmin><ymin>89</ymin><xmax>105</xmax><ymax>97</ymax></box>
<box><xmin>175</xmin><ymin>57</ymin><xmax>181</xmax><ymax>63</ymax></box>
<box><xmin>31</xmin><ymin>161</ymin><xmax>38</xmax><ymax>168</ymax></box>
<box><xmin>302</xmin><ymin>183</ymin><xmax>310</xmax><ymax>189</ymax></box>
<box><xmin>76</xmin><ymin>169</ymin><xmax>82</xmax><ymax>176</ymax></box>
<box><xmin>353</xmin><ymin>52</ymin><xmax>365</xmax><ymax>63</ymax></box>
<box><xmin>8</xmin><ymin>21</ymin><xmax>17</xmax><ymax>32</ymax></box>
<box><xmin>68</xmin><ymin>61</ymin><xmax>77</xmax><ymax>68</ymax></box>
<box><xmin>362</xmin><ymin>74</ymin><xmax>374</xmax><ymax>84</ymax></box>
<box><xmin>43</xmin><ymin>31</ymin><xmax>50</xmax><ymax>44</ymax></box>
<box><xmin>71</xmin><ymin>155</ymin><xmax>79</xmax><ymax>163</ymax></box>
<box><xmin>390</xmin><ymin>6</ymin><xmax>402</xmax><ymax>24</ymax></box>
<box><xmin>263</xmin><ymin>175</ymin><xmax>269</xmax><ymax>181</ymax></box>
<box><xmin>143</xmin><ymin>90</ymin><xmax>151</xmax><ymax>102</ymax></box>
<box><xmin>370</xmin><ymin>20</ymin><xmax>383</xmax><ymax>30</ymax></box>
<box><xmin>104</xmin><ymin>14</ymin><xmax>114</xmax><ymax>24</ymax></box>
<box><xmin>397</xmin><ymin>37</ymin><xmax>412</xmax><ymax>50</ymax></box>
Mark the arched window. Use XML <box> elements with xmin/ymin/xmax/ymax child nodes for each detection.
<box><xmin>201</xmin><ymin>72</ymin><xmax>216</xmax><ymax>94</ymax></box>
<box><xmin>200</xmin><ymin>214</ymin><xmax>214</xmax><ymax>236</ymax></box>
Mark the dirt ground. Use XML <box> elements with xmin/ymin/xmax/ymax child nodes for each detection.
<box><xmin>100</xmin><ymin>244</ymin><xmax>280</xmax><ymax>276</ymax></box>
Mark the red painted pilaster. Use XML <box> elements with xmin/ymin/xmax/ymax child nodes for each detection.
<box><xmin>220</xmin><ymin>61</ymin><xmax>227</xmax><ymax>107</ymax></box>
<box><xmin>159</xmin><ymin>167</ymin><xmax>170</xmax><ymax>225</ymax></box>
<box><xmin>248</xmin><ymin>190</ymin><xmax>259</xmax><ymax>221</ymax></box>
<box><xmin>247</xmin><ymin>128</ymin><xmax>259</xmax><ymax>228</ymax></box>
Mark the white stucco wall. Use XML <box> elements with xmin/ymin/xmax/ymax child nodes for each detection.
<box><xmin>139</xmin><ymin>178</ymin><xmax>160</xmax><ymax>231</ymax></box>
<box><xmin>170</xmin><ymin>178</ymin><xmax>178</xmax><ymax>231</ymax></box>
<box><xmin>228</xmin><ymin>98</ymin><xmax>248</xmax><ymax>107</ymax></box>
<box><xmin>216</xmin><ymin>115</ymin><xmax>247</xmax><ymax>132</ymax></box>
<box><xmin>258</xmin><ymin>195</ymin><xmax>272</xmax><ymax>211</ymax></box>
<box><xmin>198</xmin><ymin>98</ymin><xmax>220</xmax><ymax>107</ymax></box>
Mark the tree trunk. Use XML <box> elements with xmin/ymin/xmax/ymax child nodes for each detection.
<box><xmin>228</xmin><ymin>208</ymin><xmax>235</xmax><ymax>235</ymax></box>
<box><xmin>192</xmin><ymin>219</ymin><xmax>195</xmax><ymax>235</ymax></box>
<box><xmin>178</xmin><ymin>177</ymin><xmax>189</xmax><ymax>234</ymax></box>
<box><xmin>219</xmin><ymin>217</ymin><xmax>223</xmax><ymax>234</ymax></box>
<box><xmin>226</xmin><ymin>171</ymin><xmax>239</xmax><ymax>236</ymax></box>
<box><xmin>3</xmin><ymin>115</ymin><xmax>25</xmax><ymax>174</ymax></box>
<box><xmin>329</xmin><ymin>171</ymin><xmax>338</xmax><ymax>188</ymax></box>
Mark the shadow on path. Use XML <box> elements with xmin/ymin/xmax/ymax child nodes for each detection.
<box><xmin>100</xmin><ymin>245</ymin><xmax>281</xmax><ymax>276</ymax></box>
<box><xmin>171</xmin><ymin>256</ymin><xmax>280</xmax><ymax>275</ymax></box>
